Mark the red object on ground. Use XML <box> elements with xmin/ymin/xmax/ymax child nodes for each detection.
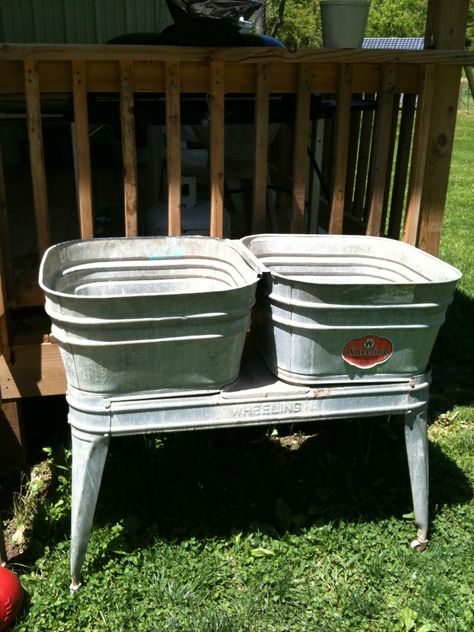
<box><xmin>0</xmin><ymin>566</ymin><xmax>23</xmax><ymax>630</ymax></box>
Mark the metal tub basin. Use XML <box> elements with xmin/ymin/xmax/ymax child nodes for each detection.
<box><xmin>241</xmin><ymin>234</ymin><xmax>461</xmax><ymax>384</ymax></box>
<box><xmin>40</xmin><ymin>236</ymin><xmax>259</xmax><ymax>395</ymax></box>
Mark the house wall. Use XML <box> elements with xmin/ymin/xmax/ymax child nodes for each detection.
<box><xmin>0</xmin><ymin>0</ymin><xmax>171</xmax><ymax>44</ymax></box>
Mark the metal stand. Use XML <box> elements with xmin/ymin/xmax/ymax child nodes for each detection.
<box><xmin>67</xmin><ymin>348</ymin><xmax>431</xmax><ymax>588</ymax></box>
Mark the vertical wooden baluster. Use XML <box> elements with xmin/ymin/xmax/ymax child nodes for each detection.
<box><xmin>380</xmin><ymin>93</ymin><xmax>401</xmax><ymax>233</ymax></box>
<box><xmin>290</xmin><ymin>64</ymin><xmax>312</xmax><ymax>234</ymax></box>
<box><xmin>403</xmin><ymin>65</ymin><xmax>436</xmax><ymax>245</ymax></box>
<box><xmin>71</xmin><ymin>60</ymin><xmax>94</xmax><ymax>238</ymax></box>
<box><xmin>345</xmin><ymin>110</ymin><xmax>362</xmax><ymax>218</ymax></box>
<box><xmin>329</xmin><ymin>63</ymin><xmax>352</xmax><ymax>234</ymax></box>
<box><xmin>352</xmin><ymin>98</ymin><xmax>374</xmax><ymax>221</ymax></box>
<box><xmin>165</xmin><ymin>61</ymin><xmax>182</xmax><ymax>236</ymax></box>
<box><xmin>366</xmin><ymin>65</ymin><xmax>396</xmax><ymax>236</ymax></box>
<box><xmin>119</xmin><ymin>60</ymin><xmax>138</xmax><ymax>237</ymax></box>
<box><xmin>388</xmin><ymin>93</ymin><xmax>416</xmax><ymax>239</ymax></box>
<box><xmin>210</xmin><ymin>61</ymin><xmax>225</xmax><ymax>238</ymax></box>
<box><xmin>252</xmin><ymin>63</ymin><xmax>270</xmax><ymax>233</ymax></box>
<box><xmin>24</xmin><ymin>59</ymin><xmax>51</xmax><ymax>256</ymax></box>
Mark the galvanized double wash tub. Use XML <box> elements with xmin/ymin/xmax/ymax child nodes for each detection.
<box><xmin>40</xmin><ymin>236</ymin><xmax>260</xmax><ymax>395</ymax></box>
<box><xmin>242</xmin><ymin>234</ymin><xmax>461</xmax><ymax>384</ymax></box>
<box><xmin>40</xmin><ymin>234</ymin><xmax>462</xmax><ymax>586</ymax></box>
<box><xmin>40</xmin><ymin>234</ymin><xmax>461</xmax><ymax>394</ymax></box>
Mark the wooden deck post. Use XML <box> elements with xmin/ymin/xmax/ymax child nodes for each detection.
<box><xmin>329</xmin><ymin>63</ymin><xmax>353</xmax><ymax>234</ymax></box>
<box><xmin>209</xmin><ymin>61</ymin><xmax>225</xmax><ymax>238</ymax></box>
<box><xmin>165</xmin><ymin>61</ymin><xmax>182</xmax><ymax>236</ymax></box>
<box><xmin>416</xmin><ymin>0</ymin><xmax>470</xmax><ymax>255</ymax></box>
<box><xmin>290</xmin><ymin>64</ymin><xmax>312</xmax><ymax>233</ymax></box>
<box><xmin>24</xmin><ymin>60</ymin><xmax>51</xmax><ymax>257</ymax></box>
<box><xmin>72</xmin><ymin>60</ymin><xmax>94</xmax><ymax>239</ymax></box>
<box><xmin>252</xmin><ymin>63</ymin><xmax>270</xmax><ymax>233</ymax></box>
<box><xmin>119</xmin><ymin>60</ymin><xmax>139</xmax><ymax>237</ymax></box>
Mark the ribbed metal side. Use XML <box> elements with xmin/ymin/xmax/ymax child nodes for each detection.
<box><xmin>40</xmin><ymin>236</ymin><xmax>259</xmax><ymax>395</ymax></box>
<box><xmin>0</xmin><ymin>0</ymin><xmax>171</xmax><ymax>43</ymax></box>
<box><xmin>241</xmin><ymin>234</ymin><xmax>462</xmax><ymax>384</ymax></box>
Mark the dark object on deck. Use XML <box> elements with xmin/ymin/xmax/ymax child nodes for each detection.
<box><xmin>166</xmin><ymin>0</ymin><xmax>263</xmax><ymax>31</ymax></box>
<box><xmin>108</xmin><ymin>0</ymin><xmax>283</xmax><ymax>48</ymax></box>
<box><xmin>165</xmin><ymin>0</ymin><xmax>281</xmax><ymax>46</ymax></box>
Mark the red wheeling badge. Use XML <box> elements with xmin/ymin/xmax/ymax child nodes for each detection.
<box><xmin>342</xmin><ymin>335</ymin><xmax>393</xmax><ymax>369</ymax></box>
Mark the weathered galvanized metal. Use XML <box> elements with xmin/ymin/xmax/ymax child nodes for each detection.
<box><xmin>38</xmin><ymin>234</ymin><xmax>441</xmax><ymax>589</ymax></box>
<box><xmin>39</xmin><ymin>236</ymin><xmax>259</xmax><ymax>395</ymax></box>
<box><xmin>66</xmin><ymin>345</ymin><xmax>431</xmax><ymax>589</ymax></box>
<box><xmin>241</xmin><ymin>234</ymin><xmax>461</xmax><ymax>384</ymax></box>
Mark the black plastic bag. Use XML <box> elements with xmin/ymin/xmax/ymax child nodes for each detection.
<box><xmin>166</xmin><ymin>0</ymin><xmax>263</xmax><ymax>30</ymax></box>
<box><xmin>167</xmin><ymin>1</ymin><xmax>263</xmax><ymax>27</ymax></box>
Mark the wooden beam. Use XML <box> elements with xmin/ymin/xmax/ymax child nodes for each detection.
<box><xmin>424</xmin><ymin>0</ymin><xmax>469</xmax><ymax>49</ymax></box>
<box><xmin>0</xmin><ymin>58</ymin><xmax>422</xmax><ymax>95</ymax></box>
<box><xmin>366</xmin><ymin>65</ymin><xmax>396</xmax><ymax>236</ymax></box>
<box><xmin>209</xmin><ymin>60</ymin><xmax>225</xmax><ymax>238</ymax></box>
<box><xmin>2</xmin><ymin>45</ymin><xmax>474</xmax><ymax>65</ymax></box>
<box><xmin>417</xmin><ymin>0</ymin><xmax>470</xmax><ymax>255</ymax></box>
<box><xmin>165</xmin><ymin>61</ymin><xmax>182</xmax><ymax>236</ymax></box>
<box><xmin>24</xmin><ymin>59</ymin><xmax>51</xmax><ymax>257</ymax></box>
<box><xmin>252</xmin><ymin>63</ymin><xmax>270</xmax><ymax>233</ymax></box>
<box><xmin>329</xmin><ymin>63</ymin><xmax>353</xmax><ymax>234</ymax></box>
<box><xmin>290</xmin><ymin>64</ymin><xmax>312</xmax><ymax>233</ymax></box>
<box><xmin>403</xmin><ymin>65</ymin><xmax>436</xmax><ymax>245</ymax></box>
<box><xmin>119</xmin><ymin>60</ymin><xmax>138</xmax><ymax>237</ymax></box>
<box><xmin>71</xmin><ymin>60</ymin><xmax>94</xmax><ymax>239</ymax></box>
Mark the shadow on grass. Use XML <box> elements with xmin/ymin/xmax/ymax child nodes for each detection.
<box><xmin>72</xmin><ymin>417</ymin><xmax>471</xmax><ymax>560</ymax></box>
<box><xmin>429</xmin><ymin>288</ymin><xmax>474</xmax><ymax>415</ymax></box>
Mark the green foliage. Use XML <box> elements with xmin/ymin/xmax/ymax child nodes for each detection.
<box><xmin>467</xmin><ymin>0</ymin><xmax>474</xmax><ymax>48</ymax></box>
<box><xmin>266</xmin><ymin>0</ymin><xmax>321</xmax><ymax>48</ymax></box>
<box><xmin>365</xmin><ymin>0</ymin><xmax>427</xmax><ymax>38</ymax></box>
<box><xmin>264</xmin><ymin>1</ymin><xmax>474</xmax><ymax>49</ymax></box>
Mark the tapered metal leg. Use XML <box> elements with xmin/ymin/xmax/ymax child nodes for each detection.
<box><xmin>404</xmin><ymin>407</ymin><xmax>429</xmax><ymax>550</ymax></box>
<box><xmin>70</xmin><ymin>427</ymin><xmax>110</xmax><ymax>590</ymax></box>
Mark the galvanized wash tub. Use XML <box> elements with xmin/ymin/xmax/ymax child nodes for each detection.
<box><xmin>40</xmin><ymin>236</ymin><xmax>259</xmax><ymax>395</ymax></box>
<box><xmin>241</xmin><ymin>234</ymin><xmax>462</xmax><ymax>384</ymax></box>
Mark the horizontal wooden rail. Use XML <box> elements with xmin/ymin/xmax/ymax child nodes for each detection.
<box><xmin>1</xmin><ymin>44</ymin><xmax>474</xmax><ymax>64</ymax></box>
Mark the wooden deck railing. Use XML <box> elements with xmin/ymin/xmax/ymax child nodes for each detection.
<box><xmin>0</xmin><ymin>44</ymin><xmax>473</xmax><ymax>410</ymax></box>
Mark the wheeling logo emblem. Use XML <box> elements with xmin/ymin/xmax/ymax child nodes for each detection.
<box><xmin>342</xmin><ymin>335</ymin><xmax>393</xmax><ymax>369</ymax></box>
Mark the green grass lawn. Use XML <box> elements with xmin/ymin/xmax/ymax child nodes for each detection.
<box><xmin>3</xmin><ymin>115</ymin><xmax>474</xmax><ymax>632</ymax></box>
